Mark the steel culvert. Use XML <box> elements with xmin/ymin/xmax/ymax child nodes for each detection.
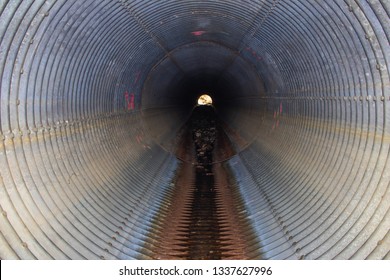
<box><xmin>0</xmin><ymin>0</ymin><xmax>389</xmax><ymax>260</ymax></box>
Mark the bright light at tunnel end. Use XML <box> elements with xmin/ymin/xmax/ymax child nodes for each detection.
<box><xmin>197</xmin><ymin>94</ymin><xmax>213</xmax><ymax>105</ymax></box>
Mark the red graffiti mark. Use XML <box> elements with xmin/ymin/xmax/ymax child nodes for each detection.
<box><xmin>124</xmin><ymin>91</ymin><xmax>135</xmax><ymax>110</ymax></box>
<box><xmin>272</xmin><ymin>102</ymin><xmax>283</xmax><ymax>130</ymax></box>
<box><xmin>191</xmin><ymin>30</ymin><xmax>206</xmax><ymax>36</ymax></box>
<box><xmin>129</xmin><ymin>93</ymin><xmax>135</xmax><ymax>110</ymax></box>
<box><xmin>130</xmin><ymin>93</ymin><xmax>134</xmax><ymax>110</ymax></box>
<box><xmin>246</xmin><ymin>46</ymin><xmax>262</xmax><ymax>61</ymax></box>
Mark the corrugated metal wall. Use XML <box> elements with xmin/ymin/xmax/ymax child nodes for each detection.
<box><xmin>0</xmin><ymin>0</ymin><xmax>389</xmax><ymax>259</ymax></box>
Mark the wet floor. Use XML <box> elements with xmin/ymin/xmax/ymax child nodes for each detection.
<box><xmin>150</xmin><ymin>105</ymin><xmax>257</xmax><ymax>260</ymax></box>
<box><xmin>187</xmin><ymin>106</ymin><xmax>221</xmax><ymax>259</ymax></box>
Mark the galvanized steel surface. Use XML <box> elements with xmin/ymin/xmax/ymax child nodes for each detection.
<box><xmin>0</xmin><ymin>0</ymin><xmax>389</xmax><ymax>259</ymax></box>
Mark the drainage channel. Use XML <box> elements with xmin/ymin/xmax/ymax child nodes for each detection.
<box><xmin>148</xmin><ymin>106</ymin><xmax>260</xmax><ymax>260</ymax></box>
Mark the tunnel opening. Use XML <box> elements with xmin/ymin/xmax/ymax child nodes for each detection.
<box><xmin>197</xmin><ymin>94</ymin><xmax>213</xmax><ymax>106</ymax></box>
<box><xmin>0</xmin><ymin>1</ymin><xmax>389</xmax><ymax>260</ymax></box>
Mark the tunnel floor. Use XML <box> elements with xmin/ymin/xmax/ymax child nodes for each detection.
<box><xmin>148</xmin><ymin>106</ymin><xmax>259</xmax><ymax>259</ymax></box>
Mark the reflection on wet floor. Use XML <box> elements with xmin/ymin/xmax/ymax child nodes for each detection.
<box><xmin>187</xmin><ymin>106</ymin><xmax>220</xmax><ymax>259</ymax></box>
<box><xmin>150</xmin><ymin>105</ymin><xmax>259</xmax><ymax>260</ymax></box>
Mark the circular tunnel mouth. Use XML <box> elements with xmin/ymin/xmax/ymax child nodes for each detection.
<box><xmin>0</xmin><ymin>1</ymin><xmax>389</xmax><ymax>260</ymax></box>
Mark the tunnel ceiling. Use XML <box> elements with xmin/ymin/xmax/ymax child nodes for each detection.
<box><xmin>0</xmin><ymin>0</ymin><xmax>389</xmax><ymax>259</ymax></box>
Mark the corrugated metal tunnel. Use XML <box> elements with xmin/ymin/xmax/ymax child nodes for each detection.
<box><xmin>0</xmin><ymin>0</ymin><xmax>389</xmax><ymax>259</ymax></box>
